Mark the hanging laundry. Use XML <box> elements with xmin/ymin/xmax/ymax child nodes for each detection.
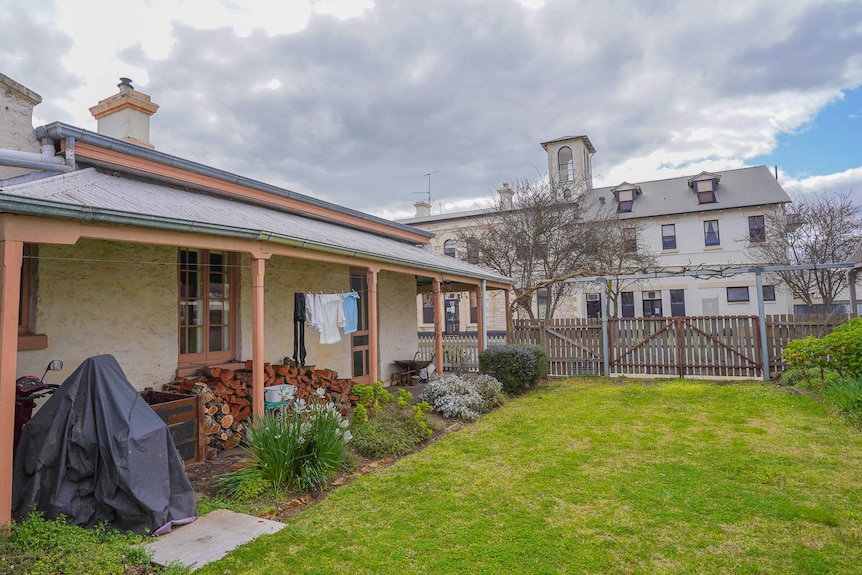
<box><xmin>318</xmin><ymin>293</ymin><xmax>344</xmax><ymax>344</ymax></box>
<box><xmin>306</xmin><ymin>292</ymin><xmax>322</xmax><ymax>332</ymax></box>
<box><xmin>341</xmin><ymin>291</ymin><xmax>360</xmax><ymax>334</ymax></box>
<box><xmin>293</xmin><ymin>292</ymin><xmax>307</xmax><ymax>366</ymax></box>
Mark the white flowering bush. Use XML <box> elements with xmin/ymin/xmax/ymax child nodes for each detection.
<box><xmin>419</xmin><ymin>374</ymin><xmax>504</xmax><ymax>421</ymax></box>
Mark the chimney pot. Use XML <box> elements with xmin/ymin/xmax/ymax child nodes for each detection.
<box><xmin>118</xmin><ymin>77</ymin><xmax>134</xmax><ymax>94</ymax></box>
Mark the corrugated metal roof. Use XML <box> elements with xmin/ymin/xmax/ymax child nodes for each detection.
<box><xmin>0</xmin><ymin>168</ymin><xmax>512</xmax><ymax>284</ymax></box>
<box><xmin>37</xmin><ymin>122</ymin><xmax>434</xmax><ymax>241</ymax></box>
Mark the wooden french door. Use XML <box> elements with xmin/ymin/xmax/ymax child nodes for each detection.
<box><xmin>349</xmin><ymin>270</ymin><xmax>371</xmax><ymax>383</ymax></box>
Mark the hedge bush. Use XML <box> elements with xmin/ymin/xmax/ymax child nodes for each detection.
<box><xmin>782</xmin><ymin>318</ymin><xmax>862</xmax><ymax>382</ymax></box>
<box><xmin>823</xmin><ymin>318</ymin><xmax>862</xmax><ymax>378</ymax></box>
<box><xmin>479</xmin><ymin>344</ymin><xmax>548</xmax><ymax>394</ymax></box>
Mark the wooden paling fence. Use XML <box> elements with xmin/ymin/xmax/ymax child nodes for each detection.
<box><xmin>513</xmin><ymin>313</ymin><xmax>848</xmax><ymax>379</ymax></box>
<box><xmin>413</xmin><ymin>314</ymin><xmax>845</xmax><ymax>379</ymax></box>
<box><xmin>417</xmin><ymin>333</ymin><xmax>507</xmax><ymax>374</ymax></box>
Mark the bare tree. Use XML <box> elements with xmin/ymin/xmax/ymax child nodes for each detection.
<box><xmin>457</xmin><ymin>177</ymin><xmax>657</xmax><ymax>319</ymax></box>
<box><xmin>746</xmin><ymin>190</ymin><xmax>862</xmax><ymax>310</ymax></box>
<box><xmin>581</xmin><ymin>208</ymin><xmax>658</xmax><ymax>316</ymax></box>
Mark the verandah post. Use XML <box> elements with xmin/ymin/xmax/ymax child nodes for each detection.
<box><xmin>0</xmin><ymin>240</ymin><xmax>23</xmax><ymax>530</ymax></box>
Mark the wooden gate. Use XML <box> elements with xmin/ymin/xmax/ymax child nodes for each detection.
<box><xmin>513</xmin><ymin>319</ymin><xmax>603</xmax><ymax>376</ymax></box>
<box><xmin>608</xmin><ymin>316</ymin><xmax>762</xmax><ymax>378</ymax></box>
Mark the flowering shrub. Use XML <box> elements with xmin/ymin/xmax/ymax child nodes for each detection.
<box><xmin>420</xmin><ymin>374</ymin><xmax>504</xmax><ymax>421</ymax></box>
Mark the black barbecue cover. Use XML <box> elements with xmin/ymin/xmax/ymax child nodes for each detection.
<box><xmin>12</xmin><ymin>355</ymin><xmax>197</xmax><ymax>535</ymax></box>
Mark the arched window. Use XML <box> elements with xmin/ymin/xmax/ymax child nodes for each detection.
<box><xmin>557</xmin><ymin>146</ymin><xmax>574</xmax><ymax>183</ymax></box>
<box><xmin>444</xmin><ymin>239</ymin><xmax>456</xmax><ymax>258</ymax></box>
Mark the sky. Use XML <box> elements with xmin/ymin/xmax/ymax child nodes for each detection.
<box><xmin>2</xmin><ymin>0</ymin><xmax>861</xmax><ymax>220</ymax></box>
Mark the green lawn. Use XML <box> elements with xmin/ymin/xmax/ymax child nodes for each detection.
<box><xmin>197</xmin><ymin>378</ymin><xmax>862</xmax><ymax>575</ymax></box>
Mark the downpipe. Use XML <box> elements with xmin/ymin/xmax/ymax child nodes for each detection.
<box><xmin>0</xmin><ymin>138</ymin><xmax>73</xmax><ymax>173</ymax></box>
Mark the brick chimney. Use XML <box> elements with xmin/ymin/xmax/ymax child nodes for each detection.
<box><xmin>89</xmin><ymin>78</ymin><xmax>159</xmax><ymax>149</ymax></box>
<box><xmin>414</xmin><ymin>200</ymin><xmax>432</xmax><ymax>217</ymax></box>
<box><xmin>0</xmin><ymin>72</ymin><xmax>43</xmax><ymax>179</ymax></box>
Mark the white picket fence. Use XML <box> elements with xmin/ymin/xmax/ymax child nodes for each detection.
<box><xmin>417</xmin><ymin>334</ymin><xmax>507</xmax><ymax>373</ymax></box>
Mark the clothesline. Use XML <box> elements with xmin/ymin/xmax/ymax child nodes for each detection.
<box><xmin>292</xmin><ymin>291</ymin><xmax>361</xmax><ymax>366</ymax></box>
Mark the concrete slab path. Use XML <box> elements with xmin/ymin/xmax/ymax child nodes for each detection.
<box><xmin>144</xmin><ymin>509</ymin><xmax>286</xmax><ymax>571</ymax></box>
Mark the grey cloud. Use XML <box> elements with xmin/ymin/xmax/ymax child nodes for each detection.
<box><xmin>7</xmin><ymin>0</ymin><xmax>862</xmax><ymax>217</ymax></box>
<box><xmin>0</xmin><ymin>2</ymin><xmax>81</xmax><ymax>121</ymax></box>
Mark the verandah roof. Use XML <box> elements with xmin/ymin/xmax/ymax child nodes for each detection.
<box><xmin>0</xmin><ymin>167</ymin><xmax>511</xmax><ymax>287</ymax></box>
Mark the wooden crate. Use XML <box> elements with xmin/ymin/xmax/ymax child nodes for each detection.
<box><xmin>140</xmin><ymin>390</ymin><xmax>205</xmax><ymax>466</ymax></box>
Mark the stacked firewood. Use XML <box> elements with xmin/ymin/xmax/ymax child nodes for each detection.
<box><xmin>165</xmin><ymin>362</ymin><xmax>358</xmax><ymax>460</ymax></box>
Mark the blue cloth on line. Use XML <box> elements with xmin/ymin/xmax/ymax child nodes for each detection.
<box><xmin>342</xmin><ymin>291</ymin><xmax>360</xmax><ymax>334</ymax></box>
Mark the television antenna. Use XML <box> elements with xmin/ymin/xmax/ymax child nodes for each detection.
<box><xmin>413</xmin><ymin>171</ymin><xmax>438</xmax><ymax>203</ymax></box>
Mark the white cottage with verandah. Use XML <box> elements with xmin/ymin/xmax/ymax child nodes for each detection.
<box><xmin>0</xmin><ymin>73</ymin><xmax>512</xmax><ymax>526</ymax></box>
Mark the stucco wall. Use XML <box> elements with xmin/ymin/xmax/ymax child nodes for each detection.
<box><xmin>17</xmin><ymin>240</ymin><xmax>178</xmax><ymax>388</ymax></box>
<box><xmin>378</xmin><ymin>270</ymin><xmax>419</xmax><ymax>383</ymax></box>
<box><xmin>237</xmin><ymin>254</ymin><xmax>352</xmax><ymax>377</ymax></box>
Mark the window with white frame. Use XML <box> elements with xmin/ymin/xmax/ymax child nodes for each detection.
<box><xmin>748</xmin><ymin>215</ymin><xmax>766</xmax><ymax>242</ymax></box>
<box><xmin>558</xmin><ymin>146</ymin><xmax>574</xmax><ymax>183</ymax></box>
<box><xmin>178</xmin><ymin>248</ymin><xmax>236</xmax><ymax>365</ymax></box>
<box><xmin>620</xmin><ymin>291</ymin><xmax>635</xmax><ymax>318</ymax></box>
<box><xmin>642</xmin><ymin>290</ymin><xmax>662</xmax><ymax>317</ymax></box>
<box><xmin>694</xmin><ymin>179</ymin><xmax>717</xmax><ymax>204</ymax></box>
<box><xmin>762</xmin><ymin>284</ymin><xmax>776</xmax><ymax>302</ymax></box>
<box><xmin>617</xmin><ymin>188</ymin><xmax>635</xmax><ymax>213</ymax></box>
<box><xmin>466</xmin><ymin>240</ymin><xmax>480</xmax><ymax>264</ymax></box>
<box><xmin>470</xmin><ymin>291</ymin><xmax>478</xmax><ymax>324</ymax></box>
<box><xmin>727</xmin><ymin>286</ymin><xmax>750</xmax><ymax>303</ymax></box>
<box><xmin>670</xmin><ymin>289</ymin><xmax>686</xmax><ymax>317</ymax></box>
<box><xmin>536</xmin><ymin>286</ymin><xmax>549</xmax><ymax>318</ymax></box>
<box><xmin>443</xmin><ymin>239</ymin><xmax>456</xmax><ymax>258</ymax></box>
<box><xmin>422</xmin><ymin>293</ymin><xmax>435</xmax><ymax>324</ymax></box>
<box><xmin>661</xmin><ymin>224</ymin><xmax>677</xmax><ymax>250</ymax></box>
<box><xmin>704</xmin><ymin>220</ymin><xmax>720</xmax><ymax>246</ymax></box>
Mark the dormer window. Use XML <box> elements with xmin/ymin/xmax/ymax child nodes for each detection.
<box><xmin>688</xmin><ymin>172</ymin><xmax>721</xmax><ymax>204</ymax></box>
<box><xmin>612</xmin><ymin>183</ymin><xmax>641</xmax><ymax>213</ymax></box>
<box><xmin>617</xmin><ymin>189</ymin><xmax>634</xmax><ymax>212</ymax></box>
